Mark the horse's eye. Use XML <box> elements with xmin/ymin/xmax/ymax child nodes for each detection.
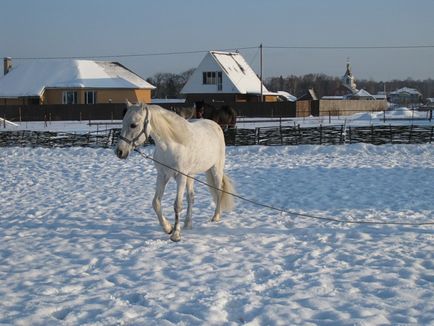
<box><xmin>130</xmin><ymin>123</ymin><xmax>138</xmax><ymax>129</ymax></box>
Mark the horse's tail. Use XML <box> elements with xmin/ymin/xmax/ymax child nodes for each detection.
<box><xmin>206</xmin><ymin>173</ymin><xmax>235</xmax><ymax>212</ymax></box>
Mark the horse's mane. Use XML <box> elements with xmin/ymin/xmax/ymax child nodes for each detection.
<box><xmin>148</xmin><ymin>105</ymin><xmax>192</xmax><ymax>145</ymax></box>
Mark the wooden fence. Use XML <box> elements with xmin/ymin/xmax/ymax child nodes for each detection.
<box><xmin>0</xmin><ymin>129</ymin><xmax>119</xmax><ymax>148</ymax></box>
<box><xmin>224</xmin><ymin>125</ymin><xmax>434</xmax><ymax>145</ymax></box>
<box><xmin>1</xmin><ymin>125</ymin><xmax>433</xmax><ymax>148</ymax></box>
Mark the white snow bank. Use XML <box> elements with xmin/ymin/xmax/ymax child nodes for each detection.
<box><xmin>0</xmin><ymin>144</ymin><xmax>433</xmax><ymax>325</ymax></box>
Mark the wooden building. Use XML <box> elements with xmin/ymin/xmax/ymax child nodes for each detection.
<box><xmin>0</xmin><ymin>58</ymin><xmax>155</xmax><ymax>105</ymax></box>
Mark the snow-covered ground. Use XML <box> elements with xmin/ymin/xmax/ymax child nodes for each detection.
<box><xmin>1</xmin><ymin>144</ymin><xmax>433</xmax><ymax>325</ymax></box>
<box><xmin>237</xmin><ymin>107</ymin><xmax>433</xmax><ymax>129</ymax></box>
<box><xmin>0</xmin><ymin>120</ymin><xmax>121</xmax><ymax>133</ymax></box>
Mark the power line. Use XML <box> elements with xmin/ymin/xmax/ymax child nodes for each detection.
<box><xmin>264</xmin><ymin>44</ymin><xmax>434</xmax><ymax>50</ymax></box>
<box><xmin>10</xmin><ymin>43</ymin><xmax>434</xmax><ymax>61</ymax></box>
<box><xmin>12</xmin><ymin>46</ymin><xmax>259</xmax><ymax>60</ymax></box>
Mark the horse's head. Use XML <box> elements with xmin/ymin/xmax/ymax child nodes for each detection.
<box><xmin>115</xmin><ymin>101</ymin><xmax>151</xmax><ymax>159</ymax></box>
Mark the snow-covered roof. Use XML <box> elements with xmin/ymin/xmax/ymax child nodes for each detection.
<box><xmin>0</xmin><ymin>59</ymin><xmax>155</xmax><ymax>98</ymax></box>
<box><xmin>352</xmin><ymin>89</ymin><xmax>375</xmax><ymax>99</ymax></box>
<box><xmin>389</xmin><ymin>87</ymin><xmax>422</xmax><ymax>96</ymax></box>
<box><xmin>181</xmin><ymin>51</ymin><xmax>272</xmax><ymax>95</ymax></box>
<box><xmin>276</xmin><ymin>91</ymin><xmax>297</xmax><ymax>102</ymax></box>
<box><xmin>322</xmin><ymin>96</ymin><xmax>344</xmax><ymax>100</ymax></box>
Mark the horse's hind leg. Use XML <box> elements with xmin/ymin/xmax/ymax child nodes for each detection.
<box><xmin>207</xmin><ymin>167</ymin><xmax>223</xmax><ymax>222</ymax></box>
<box><xmin>152</xmin><ymin>172</ymin><xmax>172</xmax><ymax>234</ymax></box>
<box><xmin>183</xmin><ymin>178</ymin><xmax>194</xmax><ymax>230</ymax></box>
<box><xmin>171</xmin><ymin>174</ymin><xmax>187</xmax><ymax>242</ymax></box>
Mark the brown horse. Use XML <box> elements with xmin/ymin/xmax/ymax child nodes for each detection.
<box><xmin>210</xmin><ymin>105</ymin><xmax>237</xmax><ymax>129</ymax></box>
<box><xmin>174</xmin><ymin>101</ymin><xmax>237</xmax><ymax>129</ymax></box>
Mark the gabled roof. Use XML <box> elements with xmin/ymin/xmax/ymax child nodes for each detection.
<box><xmin>0</xmin><ymin>59</ymin><xmax>155</xmax><ymax>98</ymax></box>
<box><xmin>181</xmin><ymin>51</ymin><xmax>273</xmax><ymax>95</ymax></box>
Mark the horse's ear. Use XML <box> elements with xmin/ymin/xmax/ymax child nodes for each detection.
<box><xmin>140</xmin><ymin>102</ymin><xmax>148</xmax><ymax>111</ymax></box>
<box><xmin>125</xmin><ymin>99</ymin><xmax>132</xmax><ymax>108</ymax></box>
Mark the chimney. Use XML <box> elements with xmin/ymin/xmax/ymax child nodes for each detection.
<box><xmin>4</xmin><ymin>57</ymin><xmax>12</xmax><ymax>75</ymax></box>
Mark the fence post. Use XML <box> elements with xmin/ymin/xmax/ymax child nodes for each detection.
<box><xmin>329</xmin><ymin>111</ymin><xmax>331</xmax><ymax>124</ymax></box>
<box><xmin>255</xmin><ymin>128</ymin><xmax>259</xmax><ymax>145</ymax></box>
<box><xmin>19</xmin><ymin>107</ymin><xmax>22</xmax><ymax>122</ymax></box>
<box><xmin>297</xmin><ymin>124</ymin><xmax>301</xmax><ymax>144</ymax></box>
<box><xmin>319</xmin><ymin>124</ymin><xmax>322</xmax><ymax>145</ymax></box>
<box><xmin>409</xmin><ymin>124</ymin><xmax>413</xmax><ymax>143</ymax></box>
<box><xmin>279</xmin><ymin>121</ymin><xmax>283</xmax><ymax>145</ymax></box>
<box><xmin>389</xmin><ymin>124</ymin><xmax>393</xmax><ymax>143</ymax></box>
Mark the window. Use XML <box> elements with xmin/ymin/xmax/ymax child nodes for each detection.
<box><xmin>202</xmin><ymin>71</ymin><xmax>222</xmax><ymax>85</ymax></box>
<box><xmin>85</xmin><ymin>91</ymin><xmax>96</xmax><ymax>104</ymax></box>
<box><xmin>62</xmin><ymin>91</ymin><xmax>78</xmax><ymax>104</ymax></box>
<box><xmin>217</xmin><ymin>72</ymin><xmax>222</xmax><ymax>91</ymax></box>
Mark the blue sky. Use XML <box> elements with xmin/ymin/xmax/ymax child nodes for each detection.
<box><xmin>1</xmin><ymin>0</ymin><xmax>434</xmax><ymax>81</ymax></box>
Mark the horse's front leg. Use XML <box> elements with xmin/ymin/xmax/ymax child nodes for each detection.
<box><xmin>183</xmin><ymin>178</ymin><xmax>195</xmax><ymax>230</ymax></box>
<box><xmin>152</xmin><ymin>172</ymin><xmax>172</xmax><ymax>234</ymax></box>
<box><xmin>171</xmin><ymin>174</ymin><xmax>187</xmax><ymax>242</ymax></box>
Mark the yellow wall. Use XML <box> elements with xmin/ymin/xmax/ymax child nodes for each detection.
<box><xmin>319</xmin><ymin>99</ymin><xmax>388</xmax><ymax>116</ymax></box>
<box><xmin>264</xmin><ymin>95</ymin><xmax>278</xmax><ymax>102</ymax></box>
<box><xmin>1</xmin><ymin>98</ymin><xmax>23</xmax><ymax>105</ymax></box>
<box><xmin>42</xmin><ymin>88</ymin><xmax>152</xmax><ymax>105</ymax></box>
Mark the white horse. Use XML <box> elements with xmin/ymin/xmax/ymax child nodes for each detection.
<box><xmin>115</xmin><ymin>102</ymin><xmax>235</xmax><ymax>242</ymax></box>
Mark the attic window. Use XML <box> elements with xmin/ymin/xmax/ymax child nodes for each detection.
<box><xmin>203</xmin><ymin>71</ymin><xmax>223</xmax><ymax>89</ymax></box>
<box><xmin>203</xmin><ymin>71</ymin><xmax>216</xmax><ymax>84</ymax></box>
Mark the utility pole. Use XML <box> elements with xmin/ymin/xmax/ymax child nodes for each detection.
<box><xmin>260</xmin><ymin>43</ymin><xmax>263</xmax><ymax>102</ymax></box>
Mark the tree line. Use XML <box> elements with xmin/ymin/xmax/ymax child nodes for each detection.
<box><xmin>147</xmin><ymin>69</ymin><xmax>434</xmax><ymax>100</ymax></box>
<box><xmin>266</xmin><ymin>74</ymin><xmax>434</xmax><ymax>99</ymax></box>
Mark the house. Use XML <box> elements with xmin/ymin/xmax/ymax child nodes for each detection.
<box><xmin>181</xmin><ymin>51</ymin><xmax>278</xmax><ymax>104</ymax></box>
<box><xmin>388</xmin><ymin>87</ymin><xmax>423</xmax><ymax>105</ymax></box>
<box><xmin>0</xmin><ymin>57</ymin><xmax>155</xmax><ymax>105</ymax></box>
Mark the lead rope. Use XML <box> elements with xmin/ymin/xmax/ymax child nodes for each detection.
<box><xmin>133</xmin><ymin>148</ymin><xmax>434</xmax><ymax>227</ymax></box>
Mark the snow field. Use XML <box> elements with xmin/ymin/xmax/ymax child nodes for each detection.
<box><xmin>0</xmin><ymin>144</ymin><xmax>433</xmax><ymax>325</ymax></box>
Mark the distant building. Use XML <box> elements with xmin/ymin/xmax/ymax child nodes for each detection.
<box><xmin>181</xmin><ymin>51</ymin><xmax>278</xmax><ymax>104</ymax></box>
<box><xmin>323</xmin><ymin>60</ymin><xmax>376</xmax><ymax>100</ymax></box>
<box><xmin>0</xmin><ymin>57</ymin><xmax>155</xmax><ymax>105</ymax></box>
<box><xmin>341</xmin><ymin>59</ymin><xmax>357</xmax><ymax>94</ymax></box>
<box><xmin>388</xmin><ymin>87</ymin><xmax>423</xmax><ymax>105</ymax></box>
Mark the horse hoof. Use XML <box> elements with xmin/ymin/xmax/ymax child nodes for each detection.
<box><xmin>163</xmin><ymin>223</ymin><xmax>173</xmax><ymax>234</ymax></box>
<box><xmin>170</xmin><ymin>233</ymin><xmax>181</xmax><ymax>242</ymax></box>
